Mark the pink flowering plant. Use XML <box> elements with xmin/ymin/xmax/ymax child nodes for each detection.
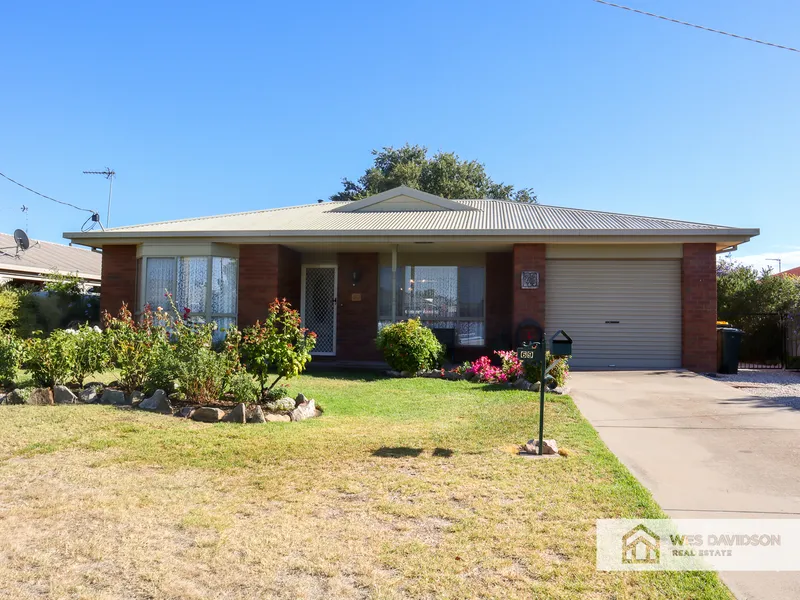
<box><xmin>464</xmin><ymin>350</ymin><xmax>524</xmax><ymax>384</ymax></box>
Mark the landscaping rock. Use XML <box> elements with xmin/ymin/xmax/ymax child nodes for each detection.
<box><xmin>176</xmin><ymin>406</ymin><xmax>195</xmax><ymax>419</ymax></box>
<box><xmin>294</xmin><ymin>393</ymin><xmax>308</xmax><ymax>406</ymax></box>
<box><xmin>138</xmin><ymin>390</ymin><xmax>173</xmax><ymax>413</ymax></box>
<box><xmin>524</xmin><ymin>439</ymin><xmax>559</xmax><ymax>455</ymax></box>
<box><xmin>222</xmin><ymin>403</ymin><xmax>246</xmax><ymax>424</ymax></box>
<box><xmin>386</xmin><ymin>370</ymin><xmax>401</xmax><ymax>378</ymax></box>
<box><xmin>264</xmin><ymin>413</ymin><xmax>291</xmax><ymax>423</ymax></box>
<box><xmin>400</xmin><ymin>371</ymin><xmax>412</xmax><ymax>378</ymax></box>
<box><xmin>247</xmin><ymin>405</ymin><xmax>266</xmax><ymax>423</ymax></box>
<box><xmin>78</xmin><ymin>386</ymin><xmax>101</xmax><ymax>403</ymax></box>
<box><xmin>99</xmin><ymin>389</ymin><xmax>127</xmax><ymax>406</ymax></box>
<box><xmin>265</xmin><ymin>397</ymin><xmax>296</xmax><ymax>412</ymax></box>
<box><xmin>83</xmin><ymin>381</ymin><xmax>105</xmax><ymax>390</ymax></box>
<box><xmin>0</xmin><ymin>392</ymin><xmax>6</xmax><ymax>405</ymax></box>
<box><xmin>53</xmin><ymin>385</ymin><xmax>78</xmax><ymax>404</ymax></box>
<box><xmin>513</xmin><ymin>378</ymin><xmax>533</xmax><ymax>391</ymax></box>
<box><xmin>444</xmin><ymin>371</ymin><xmax>462</xmax><ymax>381</ymax></box>
<box><xmin>290</xmin><ymin>398</ymin><xmax>316</xmax><ymax>422</ymax></box>
<box><xmin>28</xmin><ymin>388</ymin><xmax>54</xmax><ymax>406</ymax></box>
<box><xmin>191</xmin><ymin>407</ymin><xmax>226</xmax><ymax>422</ymax></box>
<box><xmin>127</xmin><ymin>391</ymin><xmax>145</xmax><ymax>406</ymax></box>
<box><xmin>6</xmin><ymin>388</ymin><xmax>29</xmax><ymax>404</ymax></box>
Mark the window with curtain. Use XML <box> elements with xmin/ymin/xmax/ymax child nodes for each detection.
<box><xmin>378</xmin><ymin>264</ymin><xmax>485</xmax><ymax>346</ymax></box>
<box><xmin>142</xmin><ymin>256</ymin><xmax>238</xmax><ymax>340</ymax></box>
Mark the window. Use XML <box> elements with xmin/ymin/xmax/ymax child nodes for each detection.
<box><xmin>378</xmin><ymin>265</ymin><xmax>485</xmax><ymax>346</ymax></box>
<box><xmin>141</xmin><ymin>256</ymin><xmax>238</xmax><ymax>340</ymax></box>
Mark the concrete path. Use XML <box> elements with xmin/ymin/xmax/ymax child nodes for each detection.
<box><xmin>569</xmin><ymin>370</ymin><xmax>800</xmax><ymax>600</ymax></box>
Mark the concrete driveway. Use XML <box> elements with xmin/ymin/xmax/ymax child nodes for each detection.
<box><xmin>569</xmin><ymin>370</ymin><xmax>800</xmax><ymax>600</ymax></box>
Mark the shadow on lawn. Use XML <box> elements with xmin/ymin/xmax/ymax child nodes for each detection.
<box><xmin>372</xmin><ymin>447</ymin><xmax>454</xmax><ymax>458</ymax></box>
<box><xmin>303</xmin><ymin>369</ymin><xmax>382</xmax><ymax>383</ymax></box>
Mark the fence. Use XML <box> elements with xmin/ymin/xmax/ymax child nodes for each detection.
<box><xmin>720</xmin><ymin>312</ymin><xmax>800</xmax><ymax>370</ymax></box>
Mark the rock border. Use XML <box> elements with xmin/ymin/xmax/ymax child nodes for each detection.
<box><xmin>0</xmin><ymin>385</ymin><xmax>321</xmax><ymax>424</ymax></box>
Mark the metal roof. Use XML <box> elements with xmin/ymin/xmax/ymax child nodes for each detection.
<box><xmin>66</xmin><ymin>198</ymin><xmax>756</xmax><ymax>238</ymax></box>
<box><xmin>0</xmin><ymin>232</ymin><xmax>102</xmax><ymax>282</ymax></box>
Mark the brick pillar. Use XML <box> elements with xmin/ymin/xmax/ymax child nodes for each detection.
<box><xmin>512</xmin><ymin>244</ymin><xmax>547</xmax><ymax>343</ymax></box>
<box><xmin>277</xmin><ymin>246</ymin><xmax>301</xmax><ymax>309</ymax></box>
<box><xmin>336</xmin><ymin>253</ymin><xmax>380</xmax><ymax>361</ymax></box>
<box><xmin>100</xmin><ymin>244</ymin><xmax>137</xmax><ymax>317</ymax></box>
<box><xmin>486</xmin><ymin>252</ymin><xmax>513</xmax><ymax>349</ymax></box>
<box><xmin>238</xmin><ymin>245</ymin><xmax>279</xmax><ymax>326</ymax></box>
<box><xmin>682</xmin><ymin>243</ymin><xmax>717</xmax><ymax>372</ymax></box>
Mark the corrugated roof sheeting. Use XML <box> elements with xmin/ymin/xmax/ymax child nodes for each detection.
<box><xmin>97</xmin><ymin>199</ymin><xmax>734</xmax><ymax>234</ymax></box>
<box><xmin>0</xmin><ymin>233</ymin><xmax>101</xmax><ymax>278</ymax></box>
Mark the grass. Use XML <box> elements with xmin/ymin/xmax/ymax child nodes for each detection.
<box><xmin>0</xmin><ymin>371</ymin><xmax>731</xmax><ymax>599</ymax></box>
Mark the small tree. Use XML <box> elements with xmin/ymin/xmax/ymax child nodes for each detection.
<box><xmin>717</xmin><ymin>259</ymin><xmax>800</xmax><ymax>317</ymax></box>
<box><xmin>239</xmin><ymin>299</ymin><xmax>316</xmax><ymax>396</ymax></box>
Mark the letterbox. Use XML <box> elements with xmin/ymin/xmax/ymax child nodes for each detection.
<box><xmin>516</xmin><ymin>341</ymin><xmax>544</xmax><ymax>364</ymax></box>
<box><xmin>550</xmin><ymin>330</ymin><xmax>573</xmax><ymax>357</ymax></box>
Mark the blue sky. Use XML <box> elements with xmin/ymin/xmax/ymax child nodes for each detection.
<box><xmin>1</xmin><ymin>1</ymin><xmax>798</xmax><ymax>270</ymax></box>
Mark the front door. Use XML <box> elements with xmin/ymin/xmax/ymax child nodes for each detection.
<box><xmin>301</xmin><ymin>265</ymin><xmax>337</xmax><ymax>355</ymax></box>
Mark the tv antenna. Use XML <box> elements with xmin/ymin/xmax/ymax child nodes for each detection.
<box><xmin>83</xmin><ymin>168</ymin><xmax>115</xmax><ymax>227</ymax></box>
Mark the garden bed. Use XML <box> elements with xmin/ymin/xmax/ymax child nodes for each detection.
<box><xmin>0</xmin><ymin>382</ymin><xmax>321</xmax><ymax>424</ymax></box>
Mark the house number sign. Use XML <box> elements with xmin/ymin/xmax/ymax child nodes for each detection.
<box><xmin>520</xmin><ymin>271</ymin><xmax>540</xmax><ymax>289</ymax></box>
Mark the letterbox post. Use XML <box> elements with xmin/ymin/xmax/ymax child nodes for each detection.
<box><xmin>538</xmin><ymin>335</ymin><xmax>546</xmax><ymax>455</ymax></box>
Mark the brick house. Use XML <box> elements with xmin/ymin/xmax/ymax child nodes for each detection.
<box><xmin>64</xmin><ymin>186</ymin><xmax>758</xmax><ymax>371</ymax></box>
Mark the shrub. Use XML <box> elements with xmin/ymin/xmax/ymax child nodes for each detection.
<box><xmin>263</xmin><ymin>383</ymin><xmax>291</xmax><ymax>403</ymax></box>
<box><xmin>0</xmin><ymin>331</ymin><xmax>21</xmax><ymax>384</ymax></box>
<box><xmin>375</xmin><ymin>319</ymin><xmax>443</xmax><ymax>374</ymax></box>
<box><xmin>24</xmin><ymin>330</ymin><xmax>76</xmax><ymax>387</ymax></box>
<box><xmin>71</xmin><ymin>324</ymin><xmax>110</xmax><ymax>386</ymax></box>
<box><xmin>170</xmin><ymin>317</ymin><xmax>232</xmax><ymax>404</ymax></box>
<box><xmin>240</xmin><ymin>299</ymin><xmax>316</xmax><ymax>395</ymax></box>
<box><xmin>523</xmin><ymin>351</ymin><xmax>570</xmax><ymax>388</ymax></box>
<box><xmin>228</xmin><ymin>371</ymin><xmax>260</xmax><ymax>404</ymax></box>
<box><xmin>104</xmin><ymin>304</ymin><xmax>169</xmax><ymax>392</ymax></box>
<box><xmin>0</xmin><ymin>286</ymin><xmax>21</xmax><ymax>330</ymax></box>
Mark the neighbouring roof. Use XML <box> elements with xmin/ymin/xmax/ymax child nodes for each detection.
<box><xmin>64</xmin><ymin>186</ymin><xmax>759</xmax><ymax>247</ymax></box>
<box><xmin>778</xmin><ymin>266</ymin><xmax>800</xmax><ymax>278</ymax></box>
<box><xmin>0</xmin><ymin>232</ymin><xmax>102</xmax><ymax>283</ymax></box>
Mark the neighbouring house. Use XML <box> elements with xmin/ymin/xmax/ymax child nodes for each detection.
<box><xmin>64</xmin><ymin>186</ymin><xmax>758</xmax><ymax>371</ymax></box>
<box><xmin>0</xmin><ymin>232</ymin><xmax>101</xmax><ymax>289</ymax></box>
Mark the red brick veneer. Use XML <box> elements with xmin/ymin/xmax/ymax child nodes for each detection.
<box><xmin>100</xmin><ymin>244</ymin><xmax>137</xmax><ymax>317</ymax></box>
<box><xmin>682</xmin><ymin>243</ymin><xmax>717</xmax><ymax>372</ymax></box>
<box><xmin>512</xmin><ymin>244</ymin><xmax>547</xmax><ymax>343</ymax></box>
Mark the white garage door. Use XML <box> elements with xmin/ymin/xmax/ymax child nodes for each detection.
<box><xmin>546</xmin><ymin>260</ymin><xmax>682</xmax><ymax>369</ymax></box>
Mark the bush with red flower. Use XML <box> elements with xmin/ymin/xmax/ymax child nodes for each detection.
<box><xmin>239</xmin><ymin>298</ymin><xmax>317</xmax><ymax>397</ymax></box>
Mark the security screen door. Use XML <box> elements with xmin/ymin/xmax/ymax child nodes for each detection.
<box><xmin>301</xmin><ymin>266</ymin><xmax>337</xmax><ymax>355</ymax></box>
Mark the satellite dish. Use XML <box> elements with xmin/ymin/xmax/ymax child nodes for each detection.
<box><xmin>13</xmin><ymin>229</ymin><xmax>30</xmax><ymax>251</ymax></box>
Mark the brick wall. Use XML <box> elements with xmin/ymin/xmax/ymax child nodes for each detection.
<box><xmin>486</xmin><ymin>252</ymin><xmax>513</xmax><ymax>350</ymax></box>
<box><xmin>512</xmin><ymin>244</ymin><xmax>546</xmax><ymax>345</ymax></box>
<box><xmin>682</xmin><ymin>243</ymin><xmax>717</xmax><ymax>372</ymax></box>
<box><xmin>336</xmin><ymin>253</ymin><xmax>381</xmax><ymax>361</ymax></box>
<box><xmin>100</xmin><ymin>244</ymin><xmax>137</xmax><ymax>317</ymax></box>
<box><xmin>238</xmin><ymin>245</ymin><xmax>279</xmax><ymax>326</ymax></box>
<box><xmin>278</xmin><ymin>246</ymin><xmax>301</xmax><ymax>309</ymax></box>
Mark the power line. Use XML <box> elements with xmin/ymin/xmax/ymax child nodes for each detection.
<box><xmin>592</xmin><ymin>0</ymin><xmax>800</xmax><ymax>54</ymax></box>
<box><xmin>0</xmin><ymin>171</ymin><xmax>96</xmax><ymax>213</ymax></box>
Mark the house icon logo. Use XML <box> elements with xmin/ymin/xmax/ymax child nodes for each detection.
<box><xmin>621</xmin><ymin>524</ymin><xmax>660</xmax><ymax>564</ymax></box>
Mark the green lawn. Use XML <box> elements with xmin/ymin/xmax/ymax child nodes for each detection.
<box><xmin>0</xmin><ymin>372</ymin><xmax>731</xmax><ymax>599</ymax></box>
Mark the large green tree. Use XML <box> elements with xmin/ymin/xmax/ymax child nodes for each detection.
<box><xmin>717</xmin><ymin>258</ymin><xmax>800</xmax><ymax>317</ymax></box>
<box><xmin>330</xmin><ymin>144</ymin><xmax>537</xmax><ymax>203</ymax></box>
